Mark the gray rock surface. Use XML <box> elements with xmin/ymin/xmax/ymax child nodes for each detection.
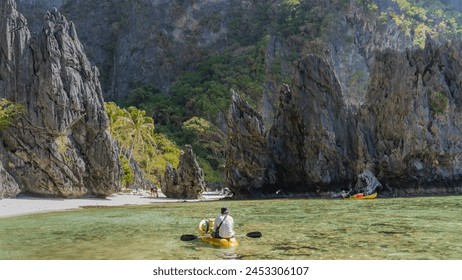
<box><xmin>17</xmin><ymin>0</ymin><xmax>234</xmax><ymax>100</ymax></box>
<box><xmin>227</xmin><ymin>40</ymin><xmax>462</xmax><ymax>198</ymax></box>
<box><xmin>15</xmin><ymin>0</ymin><xmax>408</xmax><ymax>103</ymax></box>
<box><xmin>360</xmin><ymin>37</ymin><xmax>462</xmax><ymax>195</ymax></box>
<box><xmin>354</xmin><ymin>170</ymin><xmax>382</xmax><ymax>195</ymax></box>
<box><xmin>225</xmin><ymin>89</ymin><xmax>268</xmax><ymax>198</ymax></box>
<box><xmin>0</xmin><ymin>152</ymin><xmax>21</xmax><ymax>198</ymax></box>
<box><xmin>162</xmin><ymin>145</ymin><xmax>205</xmax><ymax>199</ymax></box>
<box><xmin>0</xmin><ymin>0</ymin><xmax>120</xmax><ymax>197</ymax></box>
<box><xmin>267</xmin><ymin>55</ymin><xmax>355</xmax><ymax>194</ymax></box>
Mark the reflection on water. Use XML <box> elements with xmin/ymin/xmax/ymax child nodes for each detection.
<box><xmin>0</xmin><ymin>196</ymin><xmax>461</xmax><ymax>259</ymax></box>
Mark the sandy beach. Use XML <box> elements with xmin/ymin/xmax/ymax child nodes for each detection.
<box><xmin>0</xmin><ymin>191</ymin><xmax>225</xmax><ymax>218</ymax></box>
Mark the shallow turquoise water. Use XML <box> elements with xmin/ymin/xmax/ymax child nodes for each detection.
<box><xmin>0</xmin><ymin>196</ymin><xmax>461</xmax><ymax>260</ymax></box>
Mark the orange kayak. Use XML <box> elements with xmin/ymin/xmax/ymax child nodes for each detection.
<box><xmin>344</xmin><ymin>193</ymin><xmax>377</xmax><ymax>200</ymax></box>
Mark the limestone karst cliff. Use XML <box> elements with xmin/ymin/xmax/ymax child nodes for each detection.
<box><xmin>226</xmin><ymin>39</ymin><xmax>462</xmax><ymax>198</ymax></box>
<box><xmin>0</xmin><ymin>0</ymin><xmax>120</xmax><ymax>198</ymax></box>
<box><xmin>226</xmin><ymin>89</ymin><xmax>268</xmax><ymax>198</ymax></box>
<box><xmin>15</xmin><ymin>0</ymin><xmax>459</xmax><ymax>104</ymax></box>
<box><xmin>226</xmin><ymin>55</ymin><xmax>358</xmax><ymax>197</ymax></box>
<box><xmin>13</xmin><ymin>0</ymin><xmax>462</xmax><ymax>191</ymax></box>
<box><xmin>4</xmin><ymin>0</ymin><xmax>462</xmax><ymax>199</ymax></box>
<box><xmin>360</xmin><ymin>38</ymin><xmax>462</xmax><ymax>195</ymax></box>
<box><xmin>267</xmin><ymin>55</ymin><xmax>355</xmax><ymax>193</ymax></box>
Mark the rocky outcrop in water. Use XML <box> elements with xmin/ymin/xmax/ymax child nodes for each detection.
<box><xmin>227</xmin><ymin>39</ymin><xmax>462</xmax><ymax>198</ymax></box>
<box><xmin>360</xmin><ymin>38</ymin><xmax>462</xmax><ymax>196</ymax></box>
<box><xmin>162</xmin><ymin>145</ymin><xmax>205</xmax><ymax>199</ymax></box>
<box><xmin>225</xmin><ymin>89</ymin><xmax>268</xmax><ymax>198</ymax></box>
<box><xmin>267</xmin><ymin>55</ymin><xmax>356</xmax><ymax>194</ymax></box>
<box><xmin>0</xmin><ymin>1</ymin><xmax>120</xmax><ymax>198</ymax></box>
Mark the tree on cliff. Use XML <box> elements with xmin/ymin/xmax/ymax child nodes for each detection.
<box><xmin>0</xmin><ymin>99</ymin><xmax>24</xmax><ymax>131</ymax></box>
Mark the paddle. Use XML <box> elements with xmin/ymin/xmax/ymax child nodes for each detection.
<box><xmin>180</xmin><ymin>234</ymin><xmax>199</xmax><ymax>241</ymax></box>
<box><xmin>244</xmin><ymin>231</ymin><xmax>262</xmax><ymax>238</ymax></box>
<box><xmin>180</xmin><ymin>231</ymin><xmax>262</xmax><ymax>241</ymax></box>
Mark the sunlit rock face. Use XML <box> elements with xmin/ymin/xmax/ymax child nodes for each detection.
<box><xmin>163</xmin><ymin>145</ymin><xmax>205</xmax><ymax>199</ymax></box>
<box><xmin>0</xmin><ymin>1</ymin><xmax>120</xmax><ymax>198</ymax></box>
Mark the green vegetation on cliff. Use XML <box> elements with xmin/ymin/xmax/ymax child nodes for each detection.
<box><xmin>111</xmin><ymin>0</ymin><xmax>462</xmax><ymax>186</ymax></box>
<box><xmin>0</xmin><ymin>99</ymin><xmax>24</xmax><ymax>131</ymax></box>
<box><xmin>430</xmin><ymin>91</ymin><xmax>449</xmax><ymax>115</ymax></box>
<box><xmin>118</xmin><ymin>83</ymin><xmax>227</xmax><ymax>184</ymax></box>
<box><xmin>118</xmin><ymin>40</ymin><xmax>271</xmax><ymax>184</ymax></box>
<box><xmin>388</xmin><ymin>0</ymin><xmax>462</xmax><ymax>47</ymax></box>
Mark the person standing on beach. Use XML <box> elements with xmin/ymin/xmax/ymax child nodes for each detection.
<box><xmin>212</xmin><ymin>207</ymin><xmax>235</xmax><ymax>239</ymax></box>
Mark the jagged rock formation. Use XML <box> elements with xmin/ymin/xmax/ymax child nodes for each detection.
<box><xmin>226</xmin><ymin>55</ymin><xmax>361</xmax><ymax>197</ymax></box>
<box><xmin>360</xmin><ymin>38</ymin><xmax>462</xmax><ymax>196</ymax></box>
<box><xmin>225</xmin><ymin>89</ymin><xmax>268</xmax><ymax>198</ymax></box>
<box><xmin>162</xmin><ymin>145</ymin><xmax>205</xmax><ymax>199</ymax></box>
<box><xmin>0</xmin><ymin>1</ymin><xmax>120</xmax><ymax>197</ymax></box>
<box><xmin>227</xmin><ymin>39</ymin><xmax>462</xmax><ymax>198</ymax></box>
<box><xmin>267</xmin><ymin>55</ymin><xmax>356</xmax><ymax>194</ymax></box>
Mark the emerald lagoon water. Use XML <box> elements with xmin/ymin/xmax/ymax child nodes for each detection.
<box><xmin>1</xmin><ymin>196</ymin><xmax>461</xmax><ymax>260</ymax></box>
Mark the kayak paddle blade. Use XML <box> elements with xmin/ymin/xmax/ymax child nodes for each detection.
<box><xmin>246</xmin><ymin>231</ymin><xmax>262</xmax><ymax>238</ymax></box>
<box><xmin>180</xmin><ymin>234</ymin><xmax>198</xmax><ymax>241</ymax></box>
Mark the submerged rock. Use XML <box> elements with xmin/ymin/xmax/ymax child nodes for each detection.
<box><xmin>162</xmin><ymin>145</ymin><xmax>205</xmax><ymax>199</ymax></box>
<box><xmin>0</xmin><ymin>1</ymin><xmax>120</xmax><ymax>197</ymax></box>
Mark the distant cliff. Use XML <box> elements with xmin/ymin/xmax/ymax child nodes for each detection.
<box><xmin>17</xmin><ymin>0</ymin><xmax>236</xmax><ymax>100</ymax></box>
<box><xmin>0</xmin><ymin>0</ymin><xmax>120</xmax><ymax>198</ymax></box>
<box><xmin>15</xmin><ymin>0</ymin><xmax>462</xmax><ymax>123</ymax></box>
<box><xmin>15</xmin><ymin>0</ymin><xmax>462</xmax><ymax>137</ymax></box>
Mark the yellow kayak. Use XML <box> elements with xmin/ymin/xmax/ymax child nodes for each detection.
<box><xmin>344</xmin><ymin>192</ymin><xmax>377</xmax><ymax>200</ymax></box>
<box><xmin>200</xmin><ymin>235</ymin><xmax>238</xmax><ymax>248</ymax></box>
<box><xmin>198</xmin><ymin>218</ymin><xmax>239</xmax><ymax>248</ymax></box>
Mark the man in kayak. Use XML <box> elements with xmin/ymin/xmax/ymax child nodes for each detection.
<box><xmin>212</xmin><ymin>207</ymin><xmax>235</xmax><ymax>239</ymax></box>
